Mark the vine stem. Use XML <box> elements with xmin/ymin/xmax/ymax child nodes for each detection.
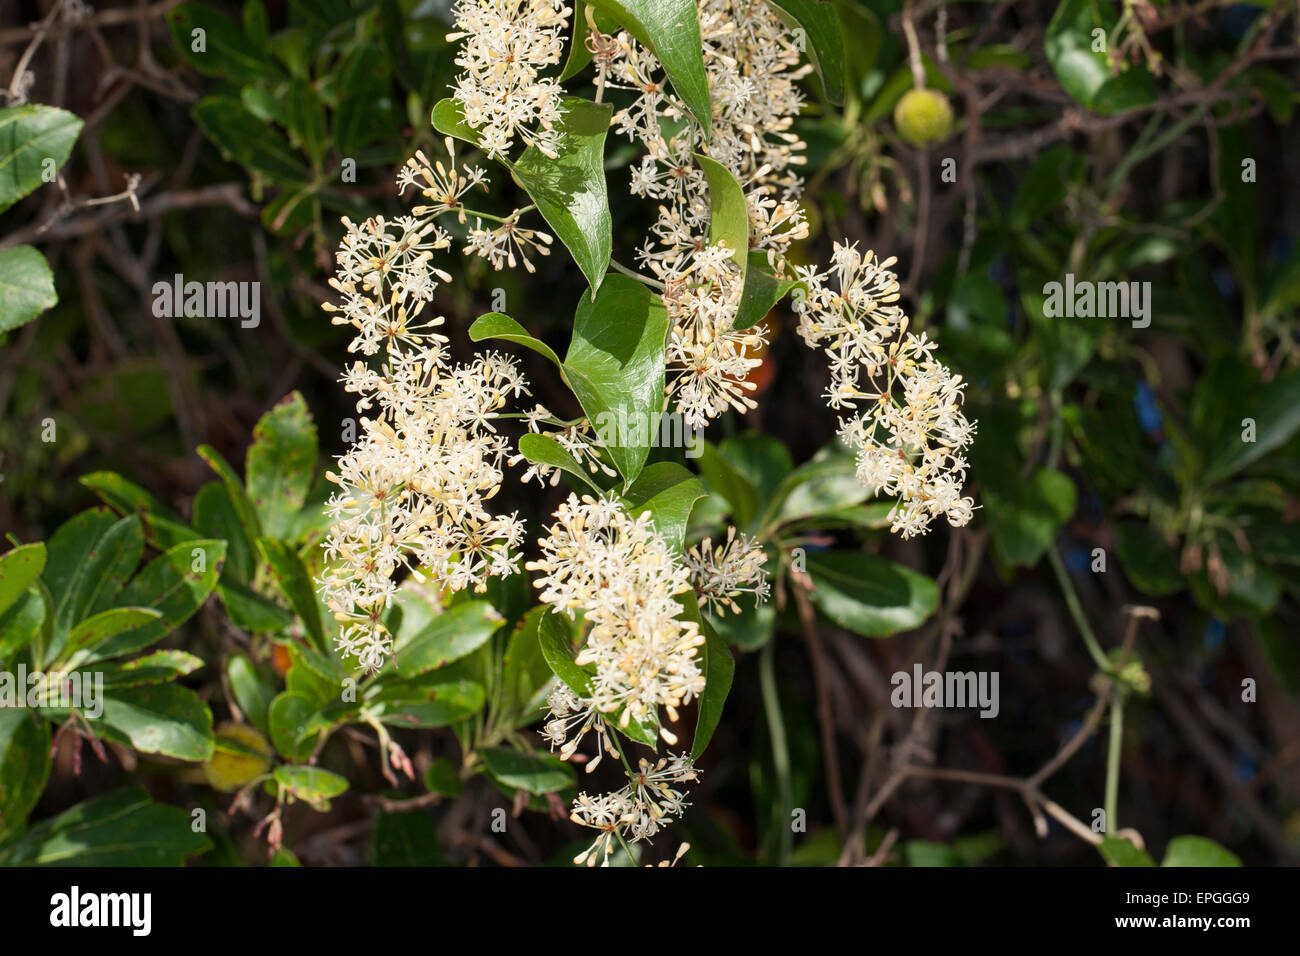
<box><xmin>759</xmin><ymin>639</ymin><xmax>793</xmax><ymax>866</ymax></box>
<box><xmin>1046</xmin><ymin>544</ymin><xmax>1111</xmax><ymax>672</ymax></box>
<box><xmin>609</xmin><ymin>257</ymin><xmax>664</xmax><ymax>290</ymax></box>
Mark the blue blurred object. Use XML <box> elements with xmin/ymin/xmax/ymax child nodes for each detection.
<box><xmin>1203</xmin><ymin>617</ymin><xmax>1226</xmax><ymax>651</ymax></box>
<box><xmin>1134</xmin><ymin>382</ymin><xmax>1163</xmax><ymax>435</ymax></box>
<box><xmin>1065</xmin><ymin>544</ymin><xmax>1091</xmax><ymax>574</ymax></box>
<box><xmin>1212</xmin><ymin>267</ymin><xmax>1236</xmax><ymax>300</ymax></box>
<box><xmin>1220</xmin><ymin>4</ymin><xmax>1263</xmax><ymax>40</ymax></box>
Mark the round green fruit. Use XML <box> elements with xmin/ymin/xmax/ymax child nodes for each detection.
<box><xmin>893</xmin><ymin>88</ymin><xmax>954</xmax><ymax>147</ymax></box>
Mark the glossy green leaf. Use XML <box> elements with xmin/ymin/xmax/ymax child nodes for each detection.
<box><xmin>167</xmin><ymin>3</ymin><xmax>277</xmax><ymax>83</ymax></box>
<box><xmin>0</xmin><ymin>709</ymin><xmax>51</xmax><ymax>841</ymax></box>
<box><xmin>274</xmin><ymin>765</ymin><xmax>348</xmax><ymax>811</ymax></box>
<box><xmin>696</xmin><ymin>153</ymin><xmax>749</xmax><ymax>278</ymax></box>
<box><xmin>0</xmin><ymin>542</ymin><xmax>45</xmax><ymax>619</ymax></box>
<box><xmin>389</xmin><ymin>601</ymin><xmax>501</xmax><ymax>678</ymax></box>
<box><xmin>193</xmin><ymin>482</ymin><xmax>255</xmax><ymax>584</ymax></box>
<box><xmin>79</xmin><ymin>472</ymin><xmax>199</xmax><ymax>549</ymax></box>
<box><xmin>804</xmin><ymin>550</ymin><xmax>939</xmax><ymax>637</ymax></box>
<box><xmin>196</xmin><ymin>444</ymin><xmax>263</xmax><ymax>544</ymax></box>
<box><xmin>258</xmin><ymin>538</ymin><xmax>326</xmax><ymax>651</ymax></box>
<box><xmin>227</xmin><ymin>653</ymin><xmax>276</xmax><ymax>735</ymax></box>
<box><xmin>192</xmin><ymin>96</ymin><xmax>311</xmax><ymax>184</ymax></box>
<box><xmin>735</xmin><ymin>251</ymin><xmax>800</xmax><ymax>331</ymax></box>
<box><xmin>1098</xmin><ymin>836</ymin><xmax>1156</xmax><ymax>867</ymax></box>
<box><xmin>511</xmin><ymin>97</ymin><xmax>613</xmax><ymax>293</ymax></box>
<box><xmin>468</xmin><ymin>312</ymin><xmax>565</xmax><ymax>370</ymax></box>
<box><xmin>99</xmin><ymin>684</ymin><xmax>215</xmax><ymax>762</ymax></box>
<box><xmin>481</xmin><ymin>746</ymin><xmax>575</xmax><ymax>795</ymax></box>
<box><xmin>1044</xmin><ymin>0</ymin><xmax>1155</xmax><ymax>114</ymax></box>
<box><xmin>268</xmin><ymin>691</ymin><xmax>318</xmax><ymax>761</ymax></box>
<box><xmin>0</xmin><ymin>246</ymin><xmax>57</xmax><ymax>332</ymax></box>
<box><xmin>0</xmin><ymin>104</ymin><xmax>82</xmax><ymax>213</ymax></box>
<box><xmin>1202</xmin><ymin>368</ymin><xmax>1300</xmax><ymax>484</ymax></box>
<box><xmin>1161</xmin><ymin>835</ymin><xmax>1242</xmax><ymax>867</ymax></box>
<box><xmin>516</xmin><ymin>433</ymin><xmax>601</xmax><ymax>493</ymax></box>
<box><xmin>621</xmin><ymin>461</ymin><xmax>706</xmax><ymax>554</ymax></box>
<box><xmin>61</xmin><ymin>607</ymin><xmax>163</xmax><ymax>663</ymax></box>
<box><xmin>246</xmin><ymin>392</ymin><xmax>318</xmax><ymax>540</ymax></box>
<box><xmin>95</xmin><ymin>650</ymin><xmax>204</xmax><ymax>689</ymax></box>
<box><xmin>763</xmin><ymin>0</ymin><xmax>845</xmax><ymax>103</ymax></box>
<box><xmin>76</xmin><ymin>539</ymin><xmax>226</xmax><ymax>664</ymax></box>
<box><xmin>586</xmin><ymin>0</ymin><xmax>711</xmax><ymax>135</ymax></box>
<box><xmin>0</xmin><ymin>787</ymin><xmax>211</xmax><ymax>866</ymax></box>
<box><xmin>691</xmin><ymin>611</ymin><xmax>733</xmax><ymax>759</ymax></box>
<box><xmin>564</xmin><ymin>274</ymin><xmax>670</xmax><ymax>484</ymax></box>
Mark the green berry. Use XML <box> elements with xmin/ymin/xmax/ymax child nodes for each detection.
<box><xmin>893</xmin><ymin>88</ymin><xmax>954</xmax><ymax>147</ymax></box>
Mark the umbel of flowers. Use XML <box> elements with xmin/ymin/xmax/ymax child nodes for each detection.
<box><xmin>318</xmin><ymin>0</ymin><xmax>975</xmax><ymax>865</ymax></box>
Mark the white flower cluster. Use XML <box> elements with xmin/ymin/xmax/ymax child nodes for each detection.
<box><xmin>320</xmin><ymin>213</ymin><xmax>530</xmax><ymax>673</ymax></box>
<box><xmin>527</xmin><ymin>493</ymin><xmax>705</xmax><ymax>734</ymax></box>
<box><xmin>447</xmin><ymin>0</ymin><xmax>572</xmax><ymax>159</ymax></box>
<box><xmin>796</xmin><ymin>242</ymin><xmax>977</xmax><ymax>538</ymax></box>
<box><xmin>598</xmin><ymin>0</ymin><xmax>811</xmax><ymax>427</ymax></box>
<box><xmin>662</xmin><ymin>243</ymin><xmax>769</xmax><ymax>428</ymax></box>
<box><xmin>684</xmin><ymin>526</ymin><xmax>770</xmax><ymax>616</ymax></box>
<box><xmin>569</xmin><ymin>755</ymin><xmax>699</xmax><ymax>866</ymax></box>
<box><xmin>399</xmin><ymin>139</ymin><xmax>555</xmax><ymax>274</ymax></box>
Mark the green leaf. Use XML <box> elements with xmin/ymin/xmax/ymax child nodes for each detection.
<box><xmin>621</xmin><ymin>462</ymin><xmax>706</xmax><ymax>554</ymax></box>
<box><xmin>166</xmin><ymin>3</ymin><xmax>278</xmax><ymax>83</ymax></box>
<box><xmin>369</xmin><ymin>679</ymin><xmax>486</xmax><ymax>728</ymax></box>
<box><xmin>257</xmin><ymin>538</ymin><xmax>326</xmax><ymax>651</ymax></box>
<box><xmin>1160</xmin><ymin>835</ymin><xmax>1242</xmax><ymax>868</ymax></box>
<box><xmin>274</xmin><ymin>765</ymin><xmax>348</xmax><ymax>811</ymax></box>
<box><xmin>193</xmin><ymin>482</ymin><xmax>255</xmax><ymax>584</ymax></box>
<box><xmin>586</xmin><ymin>0</ymin><xmax>711</xmax><ymax>135</ymax></box>
<box><xmin>95</xmin><ymin>650</ymin><xmax>204</xmax><ymax>689</ymax></box>
<box><xmin>430</xmin><ymin>97</ymin><xmax>481</xmax><ymax>145</ymax></box>
<box><xmin>563</xmin><ymin>274</ymin><xmax>670</xmax><ymax>484</ymax></box>
<box><xmin>0</xmin><ymin>787</ymin><xmax>211</xmax><ymax>866</ymax></box>
<box><xmin>1044</xmin><ymin>0</ymin><xmax>1155</xmax><ymax>114</ymax></box>
<box><xmin>373</xmin><ymin>810</ymin><xmax>441</xmax><ymax>866</ymax></box>
<box><xmin>0</xmin><ymin>246</ymin><xmax>57</xmax><ymax>332</ymax></box>
<box><xmin>79</xmin><ymin>472</ymin><xmax>199</xmax><ymax>549</ymax></box>
<box><xmin>516</xmin><ymin>433</ymin><xmax>601</xmax><ymax>493</ymax></box>
<box><xmin>0</xmin><ymin>587</ymin><xmax>45</xmax><ymax>659</ymax></box>
<box><xmin>0</xmin><ymin>709</ymin><xmax>51</xmax><ymax>841</ymax></box>
<box><xmin>268</xmin><ymin>691</ymin><xmax>318</xmax><ymax>761</ymax></box>
<box><xmin>246</xmin><ymin>392</ymin><xmax>318</xmax><ymax>540</ymax></box>
<box><xmin>511</xmin><ymin>97</ymin><xmax>613</xmax><ymax>293</ymax></box>
<box><xmin>481</xmin><ymin>746</ymin><xmax>575</xmax><ymax>795</ymax></box>
<box><xmin>424</xmin><ymin>756</ymin><xmax>464</xmax><ymax>797</ymax></box>
<box><xmin>285</xmin><ymin>77</ymin><xmax>328</xmax><ymax>167</ymax></box>
<box><xmin>696</xmin><ymin>153</ymin><xmax>750</xmax><ymax>278</ymax></box>
<box><xmin>76</xmin><ymin>539</ymin><xmax>226</xmax><ymax>665</ymax></box>
<box><xmin>0</xmin><ymin>542</ymin><xmax>45</xmax><ymax>619</ymax></box>
<box><xmin>389</xmin><ymin>601</ymin><xmax>501</xmax><ymax>678</ymax></box>
<box><xmin>192</xmin><ymin>96</ymin><xmax>311</xmax><ymax>184</ymax></box>
<box><xmin>468</xmin><ymin>312</ymin><xmax>565</xmax><ymax>370</ymax></box>
<box><xmin>218</xmin><ymin>580</ymin><xmax>296</xmax><ymax>633</ymax></box>
<box><xmin>62</xmin><ymin>607</ymin><xmax>164</xmax><ymax>662</ymax></box>
<box><xmin>984</xmin><ymin>468</ymin><xmax>1076</xmax><ymax>567</ymax></box>
<box><xmin>804</xmin><ymin>550</ymin><xmax>939</xmax><ymax>638</ymax></box>
<box><xmin>538</xmin><ymin>610</ymin><xmax>592</xmax><ymax>698</ymax></box>
<box><xmin>196</xmin><ymin>444</ymin><xmax>263</xmax><ymax>544</ymax></box>
<box><xmin>1114</xmin><ymin>521</ymin><xmax>1183</xmax><ymax>596</ymax></box>
<box><xmin>99</xmin><ymin>684</ymin><xmax>215</xmax><ymax>762</ymax></box>
<box><xmin>1202</xmin><ymin>369</ymin><xmax>1300</xmax><ymax>484</ymax></box>
<box><xmin>44</xmin><ymin>511</ymin><xmax>144</xmax><ymax>644</ymax></box>
<box><xmin>0</xmin><ymin>104</ymin><xmax>82</xmax><ymax>213</ymax></box>
<box><xmin>691</xmin><ymin>613</ymin><xmax>733</xmax><ymax>759</ymax></box>
<box><xmin>766</xmin><ymin>439</ymin><xmax>869</xmax><ymax>531</ymax></box>
<box><xmin>735</xmin><ymin>251</ymin><xmax>800</xmax><ymax>331</ymax></box>
<box><xmin>227</xmin><ymin>653</ymin><xmax>276</xmax><ymax>735</ymax></box>
<box><xmin>1098</xmin><ymin>836</ymin><xmax>1156</xmax><ymax>867</ymax></box>
<box><xmin>537</xmin><ymin>611</ymin><xmax>660</xmax><ymax>748</ymax></box>
<box><xmin>697</xmin><ymin>442</ymin><xmax>760</xmax><ymax>531</ymax></box>
<box><xmin>763</xmin><ymin>0</ymin><xmax>845</xmax><ymax>103</ymax></box>
<box><xmin>501</xmin><ymin>607</ymin><xmax>554</xmax><ymax>721</ymax></box>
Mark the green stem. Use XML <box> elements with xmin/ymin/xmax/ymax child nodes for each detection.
<box><xmin>1047</xmin><ymin>545</ymin><xmax>1111</xmax><ymax>672</ymax></box>
<box><xmin>609</xmin><ymin>258</ymin><xmax>665</xmax><ymax>290</ymax></box>
<box><xmin>760</xmin><ymin>639</ymin><xmax>793</xmax><ymax>866</ymax></box>
<box><xmin>1105</xmin><ymin>687</ymin><xmax>1126</xmax><ymax>833</ymax></box>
